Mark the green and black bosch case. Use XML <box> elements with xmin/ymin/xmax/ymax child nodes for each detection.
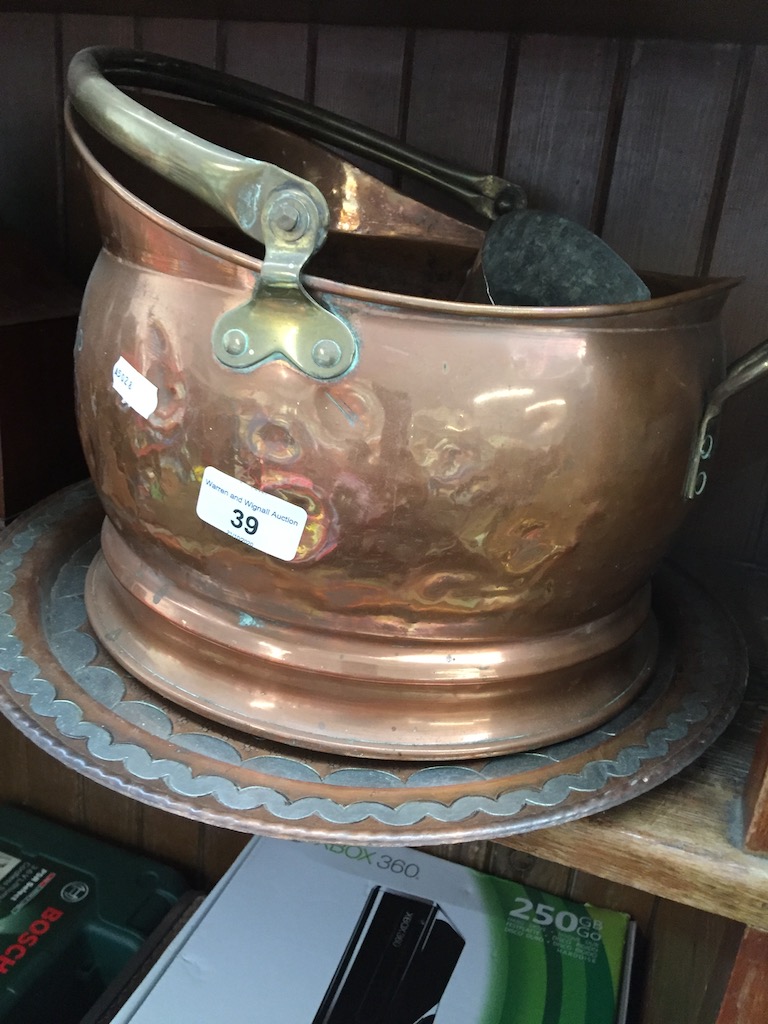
<box><xmin>0</xmin><ymin>805</ymin><xmax>189</xmax><ymax>1024</ymax></box>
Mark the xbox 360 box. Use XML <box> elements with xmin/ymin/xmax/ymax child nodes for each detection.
<box><xmin>0</xmin><ymin>805</ymin><xmax>190</xmax><ymax>1024</ymax></box>
<box><xmin>107</xmin><ymin>837</ymin><xmax>634</xmax><ymax>1024</ymax></box>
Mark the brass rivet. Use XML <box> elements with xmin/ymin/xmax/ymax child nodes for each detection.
<box><xmin>312</xmin><ymin>339</ymin><xmax>342</xmax><ymax>369</ymax></box>
<box><xmin>223</xmin><ymin>329</ymin><xmax>248</xmax><ymax>356</ymax></box>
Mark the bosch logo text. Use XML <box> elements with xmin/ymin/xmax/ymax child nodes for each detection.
<box><xmin>0</xmin><ymin>907</ymin><xmax>64</xmax><ymax>975</ymax></box>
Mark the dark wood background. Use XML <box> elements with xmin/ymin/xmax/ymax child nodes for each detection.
<box><xmin>1</xmin><ymin>9</ymin><xmax>767</xmax><ymax>1022</ymax></box>
<box><xmin>1</xmin><ymin>1</ymin><xmax>767</xmax><ymax>42</ymax></box>
<box><xmin>2</xmin><ymin>12</ymin><xmax>767</xmax><ymax>558</ymax></box>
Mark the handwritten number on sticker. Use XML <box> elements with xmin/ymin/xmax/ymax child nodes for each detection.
<box><xmin>114</xmin><ymin>366</ymin><xmax>133</xmax><ymax>390</ymax></box>
<box><xmin>230</xmin><ymin>509</ymin><xmax>259</xmax><ymax>535</ymax></box>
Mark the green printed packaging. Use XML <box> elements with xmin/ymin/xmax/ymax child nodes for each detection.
<box><xmin>111</xmin><ymin>837</ymin><xmax>633</xmax><ymax>1024</ymax></box>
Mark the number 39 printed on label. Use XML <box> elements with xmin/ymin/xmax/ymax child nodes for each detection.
<box><xmin>230</xmin><ymin>509</ymin><xmax>259</xmax><ymax>535</ymax></box>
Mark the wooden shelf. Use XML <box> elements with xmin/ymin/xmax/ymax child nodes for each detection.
<box><xmin>501</xmin><ymin>560</ymin><xmax>768</xmax><ymax>930</ymax></box>
<box><xmin>3</xmin><ymin>0</ymin><xmax>768</xmax><ymax>44</ymax></box>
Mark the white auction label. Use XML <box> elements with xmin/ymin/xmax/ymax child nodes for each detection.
<box><xmin>196</xmin><ymin>466</ymin><xmax>308</xmax><ymax>561</ymax></box>
<box><xmin>112</xmin><ymin>356</ymin><xmax>158</xmax><ymax>419</ymax></box>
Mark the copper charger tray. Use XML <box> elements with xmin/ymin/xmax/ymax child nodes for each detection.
<box><xmin>0</xmin><ymin>482</ymin><xmax>748</xmax><ymax>845</ymax></box>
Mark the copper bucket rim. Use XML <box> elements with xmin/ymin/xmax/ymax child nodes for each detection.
<box><xmin>65</xmin><ymin>104</ymin><xmax>742</xmax><ymax>325</ymax></box>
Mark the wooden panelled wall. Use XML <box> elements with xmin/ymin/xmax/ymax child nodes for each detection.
<box><xmin>0</xmin><ymin>12</ymin><xmax>766</xmax><ymax>1024</ymax></box>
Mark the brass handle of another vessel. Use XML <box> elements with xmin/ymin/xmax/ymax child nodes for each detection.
<box><xmin>67</xmin><ymin>47</ymin><xmax>358</xmax><ymax>380</ymax></box>
<box><xmin>685</xmin><ymin>337</ymin><xmax>768</xmax><ymax>499</ymax></box>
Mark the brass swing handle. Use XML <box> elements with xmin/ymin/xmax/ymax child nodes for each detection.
<box><xmin>67</xmin><ymin>47</ymin><xmax>357</xmax><ymax>380</ymax></box>
<box><xmin>68</xmin><ymin>46</ymin><xmax>526</xmax><ymax>222</ymax></box>
<box><xmin>684</xmin><ymin>338</ymin><xmax>768</xmax><ymax>499</ymax></box>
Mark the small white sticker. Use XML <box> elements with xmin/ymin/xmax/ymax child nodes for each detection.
<box><xmin>196</xmin><ymin>466</ymin><xmax>308</xmax><ymax>561</ymax></box>
<box><xmin>112</xmin><ymin>356</ymin><xmax>158</xmax><ymax>419</ymax></box>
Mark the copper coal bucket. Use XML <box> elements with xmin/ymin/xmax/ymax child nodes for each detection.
<box><xmin>65</xmin><ymin>48</ymin><xmax>768</xmax><ymax>761</ymax></box>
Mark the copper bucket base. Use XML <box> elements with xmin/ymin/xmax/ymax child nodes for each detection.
<box><xmin>84</xmin><ymin>518</ymin><xmax>657</xmax><ymax>761</ymax></box>
<box><xmin>0</xmin><ymin>484</ymin><xmax>748</xmax><ymax>843</ymax></box>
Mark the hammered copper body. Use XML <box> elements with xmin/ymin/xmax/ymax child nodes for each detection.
<box><xmin>67</xmin><ymin>65</ymin><xmax>757</xmax><ymax>760</ymax></box>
